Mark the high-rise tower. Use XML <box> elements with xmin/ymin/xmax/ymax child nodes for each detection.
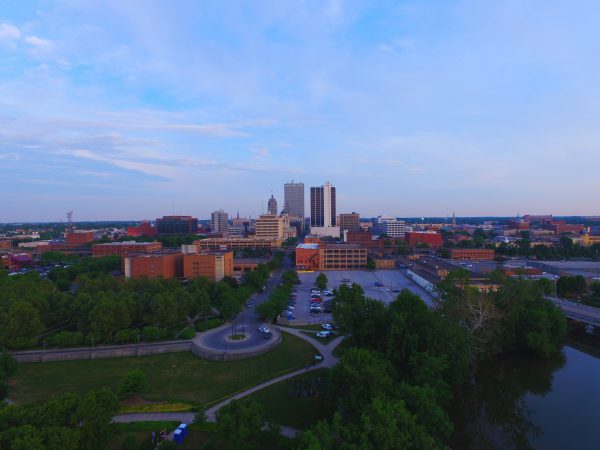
<box><xmin>310</xmin><ymin>182</ymin><xmax>336</xmax><ymax>228</ymax></box>
<box><xmin>284</xmin><ymin>181</ymin><xmax>305</xmax><ymax>219</ymax></box>
<box><xmin>211</xmin><ymin>210</ymin><xmax>229</xmax><ymax>234</ymax></box>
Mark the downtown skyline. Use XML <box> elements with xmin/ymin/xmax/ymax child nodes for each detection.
<box><xmin>2</xmin><ymin>0</ymin><xmax>600</xmax><ymax>221</ymax></box>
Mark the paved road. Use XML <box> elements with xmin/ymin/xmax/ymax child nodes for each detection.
<box><xmin>553</xmin><ymin>298</ymin><xmax>600</xmax><ymax>326</ymax></box>
<box><xmin>198</xmin><ymin>257</ymin><xmax>293</xmax><ymax>352</ymax></box>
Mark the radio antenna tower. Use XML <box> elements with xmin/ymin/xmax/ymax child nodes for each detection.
<box><xmin>66</xmin><ymin>211</ymin><xmax>74</xmax><ymax>232</ymax></box>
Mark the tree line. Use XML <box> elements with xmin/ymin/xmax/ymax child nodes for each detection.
<box><xmin>296</xmin><ymin>271</ymin><xmax>566</xmax><ymax>449</ymax></box>
<box><xmin>0</xmin><ymin>252</ymin><xmax>284</xmax><ymax>350</ymax></box>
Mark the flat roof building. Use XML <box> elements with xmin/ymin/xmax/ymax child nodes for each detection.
<box><xmin>183</xmin><ymin>251</ymin><xmax>233</xmax><ymax>281</ymax></box>
<box><xmin>92</xmin><ymin>241</ymin><xmax>162</xmax><ymax>257</ymax></box>
<box><xmin>339</xmin><ymin>212</ymin><xmax>360</xmax><ymax>233</ymax></box>
<box><xmin>156</xmin><ymin>216</ymin><xmax>198</xmax><ymax>235</ymax></box>
<box><xmin>123</xmin><ymin>251</ymin><xmax>183</xmax><ymax>279</ymax></box>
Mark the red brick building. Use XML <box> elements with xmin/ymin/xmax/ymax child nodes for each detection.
<box><xmin>123</xmin><ymin>251</ymin><xmax>183</xmax><ymax>279</ymax></box>
<box><xmin>450</xmin><ymin>248</ymin><xmax>495</xmax><ymax>260</ymax></box>
<box><xmin>66</xmin><ymin>231</ymin><xmax>96</xmax><ymax>245</ymax></box>
<box><xmin>92</xmin><ymin>241</ymin><xmax>162</xmax><ymax>257</ymax></box>
<box><xmin>127</xmin><ymin>221</ymin><xmax>157</xmax><ymax>237</ymax></box>
<box><xmin>404</xmin><ymin>231</ymin><xmax>443</xmax><ymax>248</ymax></box>
<box><xmin>345</xmin><ymin>231</ymin><xmax>383</xmax><ymax>249</ymax></box>
<box><xmin>183</xmin><ymin>252</ymin><xmax>233</xmax><ymax>281</ymax></box>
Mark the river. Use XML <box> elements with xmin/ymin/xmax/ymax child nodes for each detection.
<box><xmin>451</xmin><ymin>344</ymin><xmax>600</xmax><ymax>450</ymax></box>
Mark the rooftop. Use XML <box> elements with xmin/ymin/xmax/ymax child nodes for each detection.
<box><xmin>297</xmin><ymin>243</ymin><xmax>320</xmax><ymax>250</ymax></box>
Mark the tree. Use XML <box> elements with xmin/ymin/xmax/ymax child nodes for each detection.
<box><xmin>89</xmin><ymin>295</ymin><xmax>131</xmax><ymax>342</ymax></box>
<box><xmin>118</xmin><ymin>369</ymin><xmax>148</xmax><ymax>399</ymax></box>
<box><xmin>75</xmin><ymin>389</ymin><xmax>120</xmax><ymax>450</ymax></box>
<box><xmin>216</xmin><ymin>400</ymin><xmax>267</xmax><ymax>450</ymax></box>
<box><xmin>0</xmin><ymin>348</ymin><xmax>17</xmax><ymax>377</ymax></box>
<box><xmin>316</xmin><ymin>273</ymin><xmax>328</xmax><ymax>290</ymax></box>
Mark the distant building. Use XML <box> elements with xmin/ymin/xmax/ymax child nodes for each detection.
<box><xmin>123</xmin><ymin>250</ymin><xmax>183</xmax><ymax>279</ymax></box>
<box><xmin>404</xmin><ymin>231</ymin><xmax>443</xmax><ymax>248</ymax></box>
<box><xmin>0</xmin><ymin>240</ymin><xmax>11</xmax><ymax>250</ymax></box>
<box><xmin>267</xmin><ymin>195</ymin><xmax>278</xmax><ymax>215</ymax></box>
<box><xmin>345</xmin><ymin>231</ymin><xmax>382</xmax><ymax>249</ymax></box>
<box><xmin>211</xmin><ymin>210</ymin><xmax>229</xmax><ymax>235</ymax></box>
<box><xmin>582</xmin><ymin>235</ymin><xmax>600</xmax><ymax>247</ymax></box>
<box><xmin>338</xmin><ymin>212</ymin><xmax>360</xmax><ymax>233</ymax></box>
<box><xmin>295</xmin><ymin>240</ymin><xmax>367</xmax><ymax>271</ymax></box>
<box><xmin>92</xmin><ymin>241</ymin><xmax>162</xmax><ymax>257</ymax></box>
<box><xmin>256</xmin><ymin>214</ymin><xmax>284</xmax><ymax>241</ymax></box>
<box><xmin>310</xmin><ymin>182</ymin><xmax>340</xmax><ymax>238</ymax></box>
<box><xmin>127</xmin><ymin>221</ymin><xmax>157</xmax><ymax>237</ymax></box>
<box><xmin>183</xmin><ymin>251</ymin><xmax>233</xmax><ymax>281</ymax></box>
<box><xmin>450</xmin><ymin>248</ymin><xmax>495</xmax><ymax>260</ymax></box>
<box><xmin>194</xmin><ymin>237</ymin><xmax>280</xmax><ymax>250</ymax></box>
<box><xmin>156</xmin><ymin>216</ymin><xmax>198</xmax><ymax>235</ymax></box>
<box><xmin>375</xmin><ymin>216</ymin><xmax>408</xmax><ymax>238</ymax></box>
<box><xmin>284</xmin><ymin>181</ymin><xmax>305</xmax><ymax>220</ymax></box>
<box><xmin>66</xmin><ymin>230</ymin><xmax>97</xmax><ymax>245</ymax></box>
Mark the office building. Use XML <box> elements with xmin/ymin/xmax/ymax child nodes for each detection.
<box><xmin>284</xmin><ymin>181</ymin><xmax>305</xmax><ymax>219</ymax></box>
<box><xmin>194</xmin><ymin>237</ymin><xmax>280</xmax><ymax>250</ymax></box>
<box><xmin>156</xmin><ymin>216</ymin><xmax>198</xmax><ymax>235</ymax></box>
<box><xmin>338</xmin><ymin>212</ymin><xmax>360</xmax><ymax>233</ymax></box>
<box><xmin>183</xmin><ymin>251</ymin><xmax>233</xmax><ymax>281</ymax></box>
<box><xmin>267</xmin><ymin>195</ymin><xmax>278</xmax><ymax>215</ymax></box>
<box><xmin>92</xmin><ymin>241</ymin><xmax>162</xmax><ymax>257</ymax></box>
<box><xmin>255</xmin><ymin>214</ymin><xmax>284</xmax><ymax>241</ymax></box>
<box><xmin>123</xmin><ymin>251</ymin><xmax>183</xmax><ymax>279</ymax></box>
<box><xmin>211</xmin><ymin>210</ymin><xmax>229</xmax><ymax>235</ymax></box>
<box><xmin>310</xmin><ymin>182</ymin><xmax>340</xmax><ymax>238</ymax></box>
<box><xmin>376</xmin><ymin>216</ymin><xmax>408</xmax><ymax>238</ymax></box>
<box><xmin>404</xmin><ymin>231</ymin><xmax>443</xmax><ymax>248</ymax></box>
<box><xmin>295</xmin><ymin>240</ymin><xmax>367</xmax><ymax>271</ymax></box>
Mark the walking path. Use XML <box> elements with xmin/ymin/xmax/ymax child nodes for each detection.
<box><xmin>114</xmin><ymin>327</ymin><xmax>346</xmax><ymax>441</ymax></box>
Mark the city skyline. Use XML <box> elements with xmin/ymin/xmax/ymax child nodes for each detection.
<box><xmin>2</xmin><ymin>1</ymin><xmax>600</xmax><ymax>221</ymax></box>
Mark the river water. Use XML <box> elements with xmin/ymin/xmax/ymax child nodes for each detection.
<box><xmin>451</xmin><ymin>344</ymin><xmax>600</xmax><ymax>450</ymax></box>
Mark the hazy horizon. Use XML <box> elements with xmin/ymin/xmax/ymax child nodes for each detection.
<box><xmin>2</xmin><ymin>1</ymin><xmax>600</xmax><ymax>222</ymax></box>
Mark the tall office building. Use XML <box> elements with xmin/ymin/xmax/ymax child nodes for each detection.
<box><xmin>376</xmin><ymin>216</ymin><xmax>408</xmax><ymax>238</ymax></box>
<box><xmin>211</xmin><ymin>210</ymin><xmax>229</xmax><ymax>235</ymax></box>
<box><xmin>310</xmin><ymin>182</ymin><xmax>340</xmax><ymax>238</ymax></box>
<box><xmin>267</xmin><ymin>195</ymin><xmax>278</xmax><ymax>215</ymax></box>
<box><xmin>284</xmin><ymin>181</ymin><xmax>305</xmax><ymax>219</ymax></box>
<box><xmin>310</xmin><ymin>182</ymin><xmax>336</xmax><ymax>227</ymax></box>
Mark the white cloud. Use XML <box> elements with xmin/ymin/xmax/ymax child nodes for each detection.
<box><xmin>0</xmin><ymin>23</ymin><xmax>20</xmax><ymax>43</ymax></box>
<box><xmin>250</xmin><ymin>148</ymin><xmax>270</xmax><ymax>159</ymax></box>
<box><xmin>24</xmin><ymin>35</ymin><xmax>54</xmax><ymax>49</ymax></box>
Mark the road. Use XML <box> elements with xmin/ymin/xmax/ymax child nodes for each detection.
<box><xmin>199</xmin><ymin>256</ymin><xmax>293</xmax><ymax>352</ymax></box>
<box><xmin>554</xmin><ymin>298</ymin><xmax>600</xmax><ymax>326</ymax></box>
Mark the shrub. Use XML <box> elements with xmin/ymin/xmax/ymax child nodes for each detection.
<box><xmin>118</xmin><ymin>369</ymin><xmax>148</xmax><ymax>399</ymax></box>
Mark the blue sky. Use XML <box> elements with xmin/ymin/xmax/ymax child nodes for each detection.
<box><xmin>1</xmin><ymin>0</ymin><xmax>599</xmax><ymax>222</ymax></box>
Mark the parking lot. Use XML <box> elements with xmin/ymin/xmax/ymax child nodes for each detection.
<box><xmin>287</xmin><ymin>269</ymin><xmax>434</xmax><ymax>324</ymax></box>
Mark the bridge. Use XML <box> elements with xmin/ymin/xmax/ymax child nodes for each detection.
<box><xmin>553</xmin><ymin>299</ymin><xmax>600</xmax><ymax>327</ymax></box>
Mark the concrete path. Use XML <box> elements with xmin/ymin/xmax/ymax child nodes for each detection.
<box><xmin>204</xmin><ymin>327</ymin><xmax>343</xmax><ymax>422</ymax></box>
<box><xmin>113</xmin><ymin>327</ymin><xmax>346</xmax><ymax>442</ymax></box>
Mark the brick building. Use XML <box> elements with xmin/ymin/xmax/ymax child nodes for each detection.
<box><xmin>127</xmin><ymin>221</ymin><xmax>157</xmax><ymax>237</ymax></box>
<box><xmin>338</xmin><ymin>212</ymin><xmax>360</xmax><ymax>233</ymax></box>
<box><xmin>295</xmin><ymin>241</ymin><xmax>367</xmax><ymax>270</ymax></box>
<box><xmin>194</xmin><ymin>237</ymin><xmax>280</xmax><ymax>250</ymax></box>
<box><xmin>123</xmin><ymin>251</ymin><xmax>183</xmax><ymax>279</ymax></box>
<box><xmin>183</xmin><ymin>251</ymin><xmax>233</xmax><ymax>281</ymax></box>
<box><xmin>92</xmin><ymin>241</ymin><xmax>162</xmax><ymax>257</ymax></box>
<box><xmin>345</xmin><ymin>231</ymin><xmax>383</xmax><ymax>249</ymax></box>
<box><xmin>66</xmin><ymin>231</ymin><xmax>96</xmax><ymax>245</ymax></box>
<box><xmin>450</xmin><ymin>248</ymin><xmax>495</xmax><ymax>260</ymax></box>
<box><xmin>404</xmin><ymin>231</ymin><xmax>443</xmax><ymax>248</ymax></box>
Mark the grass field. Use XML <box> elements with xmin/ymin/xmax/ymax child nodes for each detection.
<box><xmin>240</xmin><ymin>368</ymin><xmax>335</xmax><ymax>430</ymax></box>
<box><xmin>174</xmin><ymin>423</ymin><xmax>295</xmax><ymax>450</ymax></box>
<box><xmin>10</xmin><ymin>333</ymin><xmax>317</xmax><ymax>406</ymax></box>
<box><xmin>300</xmin><ymin>330</ymin><xmax>338</xmax><ymax>344</ymax></box>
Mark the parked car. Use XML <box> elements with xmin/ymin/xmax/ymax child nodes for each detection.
<box><xmin>322</xmin><ymin>323</ymin><xmax>334</xmax><ymax>330</ymax></box>
<box><xmin>316</xmin><ymin>331</ymin><xmax>331</xmax><ymax>338</ymax></box>
<box><xmin>258</xmin><ymin>326</ymin><xmax>270</xmax><ymax>334</ymax></box>
<box><xmin>263</xmin><ymin>331</ymin><xmax>273</xmax><ymax>339</ymax></box>
<box><xmin>341</xmin><ymin>278</ymin><xmax>351</xmax><ymax>283</ymax></box>
<box><xmin>374</xmin><ymin>281</ymin><xmax>384</xmax><ymax>287</ymax></box>
<box><xmin>378</xmin><ymin>287</ymin><xmax>390</xmax><ymax>292</ymax></box>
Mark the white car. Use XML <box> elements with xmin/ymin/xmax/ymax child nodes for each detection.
<box><xmin>322</xmin><ymin>323</ymin><xmax>334</xmax><ymax>330</ymax></box>
<box><xmin>316</xmin><ymin>331</ymin><xmax>331</xmax><ymax>338</ymax></box>
<box><xmin>378</xmin><ymin>287</ymin><xmax>390</xmax><ymax>292</ymax></box>
<box><xmin>258</xmin><ymin>326</ymin><xmax>270</xmax><ymax>334</ymax></box>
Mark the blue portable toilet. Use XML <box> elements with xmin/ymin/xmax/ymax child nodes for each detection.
<box><xmin>173</xmin><ymin>429</ymin><xmax>183</xmax><ymax>444</ymax></box>
<box><xmin>178</xmin><ymin>423</ymin><xmax>188</xmax><ymax>437</ymax></box>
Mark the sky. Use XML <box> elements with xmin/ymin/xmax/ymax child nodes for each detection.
<box><xmin>1</xmin><ymin>0</ymin><xmax>600</xmax><ymax>222</ymax></box>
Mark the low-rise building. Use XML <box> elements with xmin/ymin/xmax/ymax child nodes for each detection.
<box><xmin>123</xmin><ymin>251</ymin><xmax>183</xmax><ymax>279</ymax></box>
<box><xmin>183</xmin><ymin>251</ymin><xmax>233</xmax><ymax>281</ymax></box>
<box><xmin>295</xmin><ymin>241</ymin><xmax>367</xmax><ymax>270</ymax></box>
<box><xmin>450</xmin><ymin>248</ymin><xmax>495</xmax><ymax>260</ymax></box>
<box><xmin>127</xmin><ymin>221</ymin><xmax>157</xmax><ymax>237</ymax></box>
<box><xmin>582</xmin><ymin>235</ymin><xmax>600</xmax><ymax>247</ymax></box>
<box><xmin>92</xmin><ymin>241</ymin><xmax>162</xmax><ymax>257</ymax></box>
<box><xmin>404</xmin><ymin>231</ymin><xmax>443</xmax><ymax>248</ymax></box>
<box><xmin>194</xmin><ymin>237</ymin><xmax>280</xmax><ymax>250</ymax></box>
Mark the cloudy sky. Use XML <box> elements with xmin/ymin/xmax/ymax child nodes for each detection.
<box><xmin>1</xmin><ymin>0</ymin><xmax>599</xmax><ymax>222</ymax></box>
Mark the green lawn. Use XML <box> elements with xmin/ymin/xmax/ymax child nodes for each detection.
<box><xmin>111</xmin><ymin>422</ymin><xmax>179</xmax><ymax>450</ymax></box>
<box><xmin>10</xmin><ymin>333</ymin><xmax>316</xmax><ymax>406</ymax></box>
<box><xmin>176</xmin><ymin>423</ymin><xmax>296</xmax><ymax>450</ymax></box>
<box><xmin>240</xmin><ymin>368</ymin><xmax>335</xmax><ymax>430</ymax></box>
<box><xmin>300</xmin><ymin>330</ymin><xmax>338</xmax><ymax>344</ymax></box>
